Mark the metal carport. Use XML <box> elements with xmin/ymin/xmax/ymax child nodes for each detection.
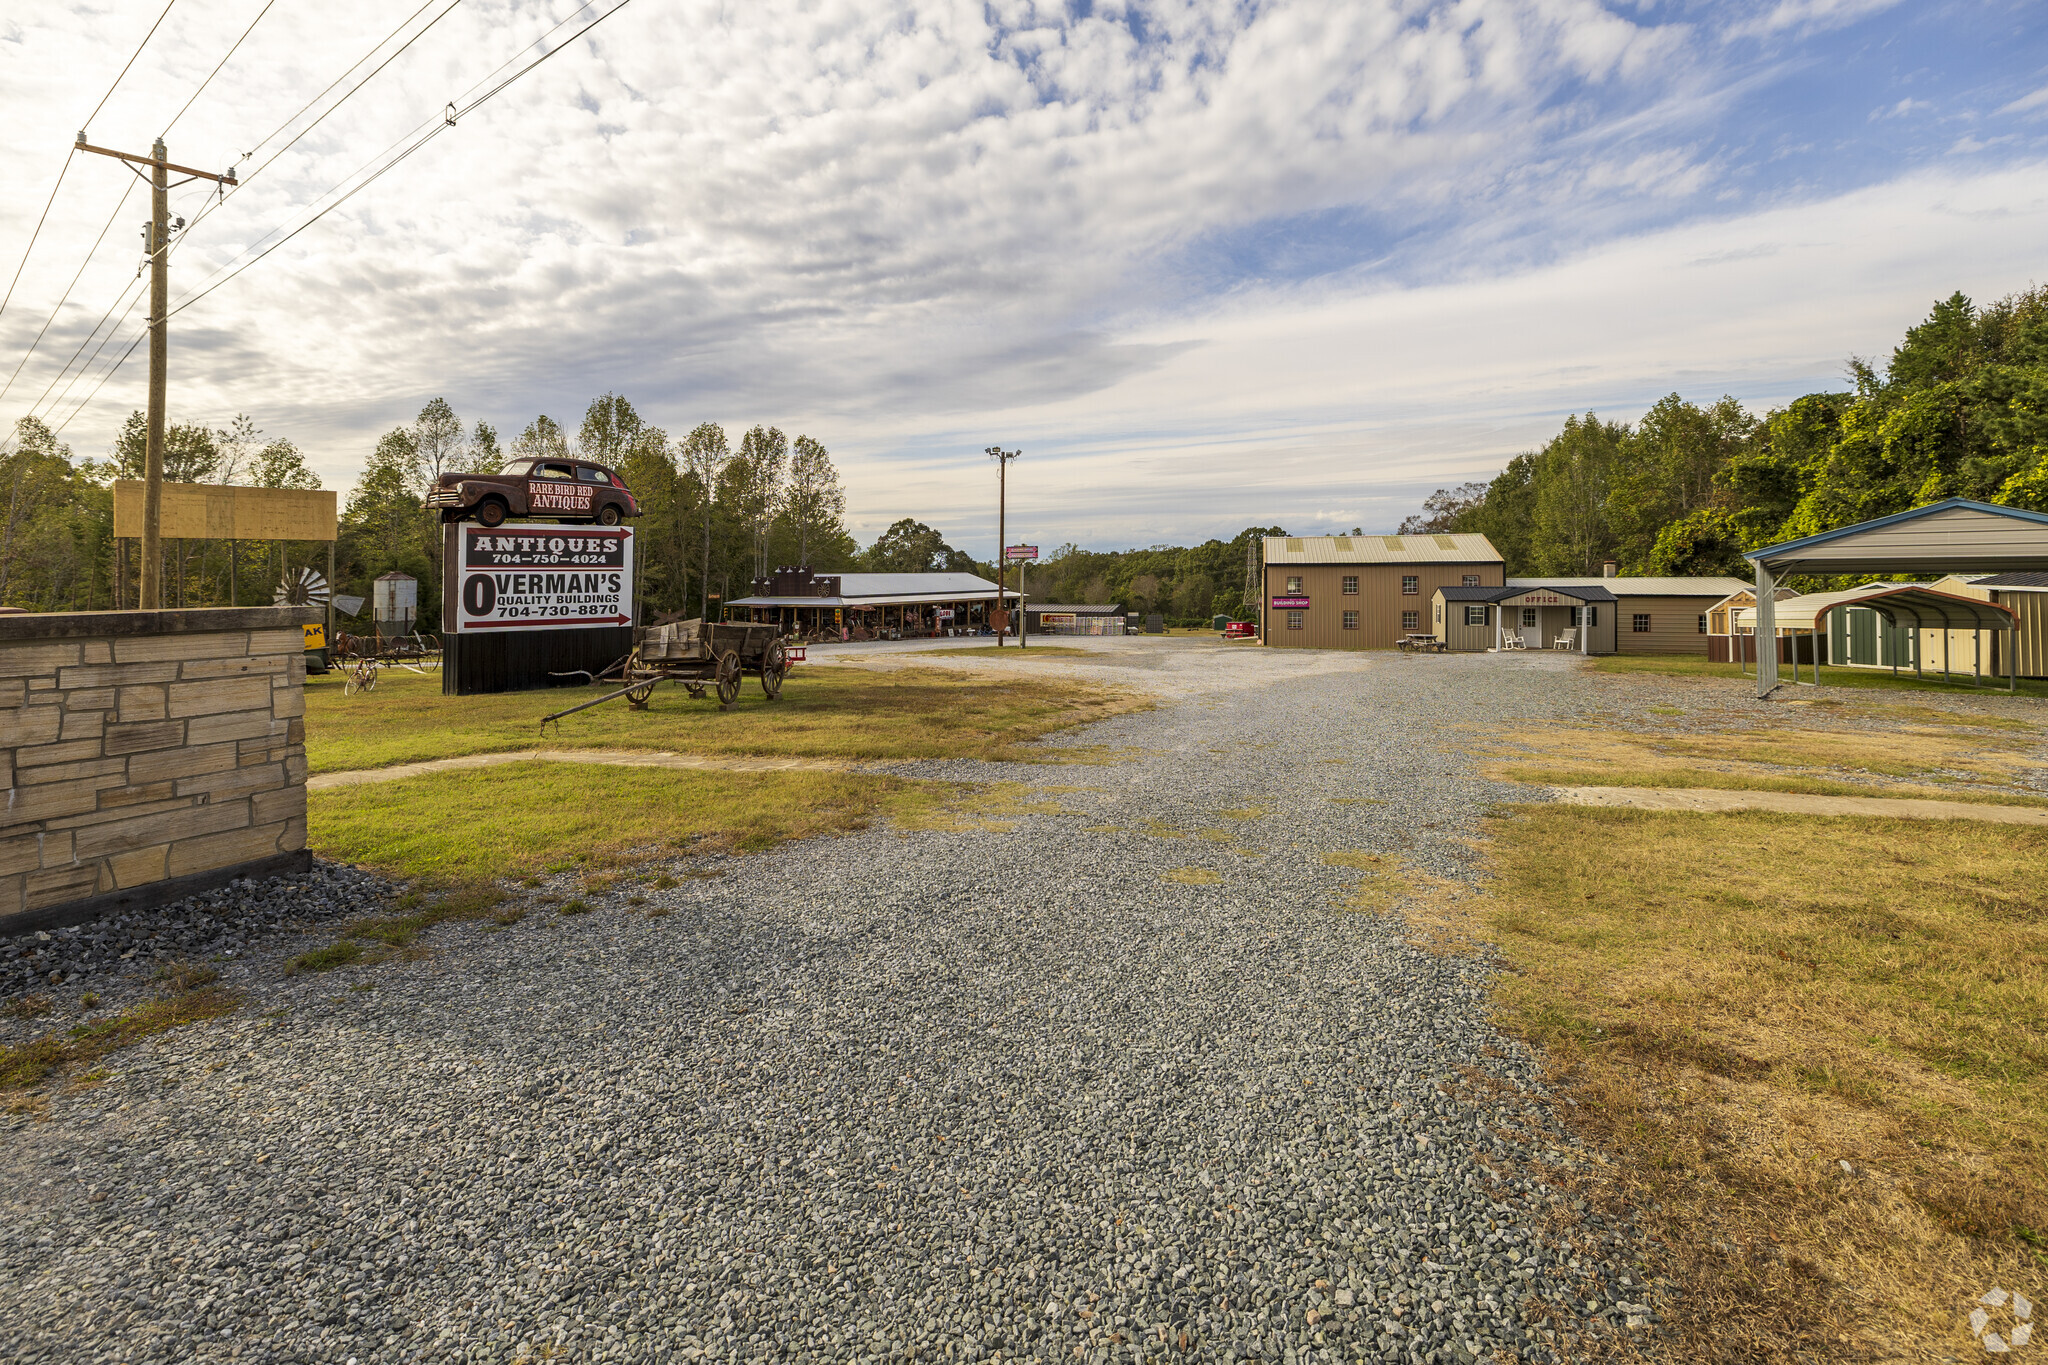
<box><xmin>1734</xmin><ymin>583</ymin><xmax>2017</xmax><ymax>689</ymax></box>
<box><xmin>1744</xmin><ymin>498</ymin><xmax>2048</xmax><ymax>696</ymax></box>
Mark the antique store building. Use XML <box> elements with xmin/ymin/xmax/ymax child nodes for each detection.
<box><xmin>1262</xmin><ymin>534</ymin><xmax>1506</xmax><ymax>649</ymax></box>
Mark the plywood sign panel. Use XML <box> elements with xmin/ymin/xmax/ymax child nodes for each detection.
<box><xmin>113</xmin><ymin>482</ymin><xmax>337</xmax><ymax>541</ymax></box>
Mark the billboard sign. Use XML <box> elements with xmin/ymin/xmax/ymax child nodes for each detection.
<box><xmin>1005</xmin><ymin>544</ymin><xmax>1039</xmax><ymax>561</ymax></box>
<box><xmin>454</xmin><ymin>525</ymin><xmax>634</xmax><ymax>632</ymax></box>
<box><xmin>1039</xmin><ymin>612</ymin><xmax>1076</xmax><ymax>626</ymax></box>
<box><xmin>1270</xmin><ymin>595</ymin><xmax>1310</xmax><ymax>610</ymax></box>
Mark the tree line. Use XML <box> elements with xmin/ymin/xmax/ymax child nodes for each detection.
<box><xmin>0</xmin><ymin>412</ymin><xmax>319</xmax><ymax>613</ymax></box>
<box><xmin>12</xmin><ymin>284</ymin><xmax>2032</xmax><ymax>624</ymax></box>
<box><xmin>1402</xmin><ymin>285</ymin><xmax>2048</xmax><ymax>579</ymax></box>
<box><xmin>340</xmin><ymin>394</ymin><xmax>870</xmax><ymax>629</ymax></box>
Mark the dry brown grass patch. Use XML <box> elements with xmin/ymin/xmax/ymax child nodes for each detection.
<box><xmin>0</xmin><ymin>986</ymin><xmax>239</xmax><ymax>1095</ymax></box>
<box><xmin>1470</xmin><ymin>804</ymin><xmax>2048</xmax><ymax>1361</ymax></box>
<box><xmin>1481</xmin><ymin>722</ymin><xmax>2048</xmax><ymax>798</ymax></box>
<box><xmin>893</xmin><ymin>783</ymin><xmax>1090</xmax><ymax>834</ymax></box>
<box><xmin>1160</xmin><ymin>867</ymin><xmax>1221</xmax><ymax>886</ymax></box>
<box><xmin>1320</xmin><ymin>851</ymin><xmax>1411</xmax><ymax>915</ymax></box>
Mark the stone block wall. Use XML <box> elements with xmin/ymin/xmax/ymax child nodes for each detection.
<box><xmin>0</xmin><ymin>607</ymin><xmax>317</xmax><ymax>934</ymax></box>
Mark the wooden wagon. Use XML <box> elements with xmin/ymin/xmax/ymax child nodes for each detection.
<box><xmin>539</xmin><ymin>618</ymin><xmax>795</xmax><ymax>727</ymax></box>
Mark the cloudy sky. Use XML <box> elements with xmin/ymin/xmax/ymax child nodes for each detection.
<box><xmin>1</xmin><ymin>0</ymin><xmax>2043</xmax><ymax>550</ymax></box>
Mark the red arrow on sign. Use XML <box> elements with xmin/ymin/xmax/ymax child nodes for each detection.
<box><xmin>466</xmin><ymin>615</ymin><xmax>633</xmax><ymax>628</ymax></box>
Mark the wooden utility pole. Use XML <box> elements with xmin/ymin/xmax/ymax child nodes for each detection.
<box><xmin>987</xmin><ymin>446</ymin><xmax>1020</xmax><ymax>645</ymax></box>
<box><xmin>73</xmin><ymin>134</ymin><xmax>235</xmax><ymax>609</ymax></box>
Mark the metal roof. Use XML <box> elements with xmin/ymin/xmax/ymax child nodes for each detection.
<box><xmin>1736</xmin><ymin>582</ymin><xmax>2015</xmax><ymax>632</ymax></box>
<box><xmin>1027</xmin><ymin>602</ymin><xmax>1123</xmax><ymax>613</ymax></box>
<box><xmin>1437</xmin><ymin>583</ymin><xmax>1618</xmax><ymax>603</ymax></box>
<box><xmin>835</xmin><ymin>572</ymin><xmax>1004</xmax><ymax>598</ymax></box>
<box><xmin>1507</xmin><ymin>576</ymin><xmax>1751</xmax><ymax>596</ymax></box>
<box><xmin>727</xmin><ymin>571</ymin><xmax>1011</xmax><ymax>609</ymax></box>
<box><xmin>1969</xmin><ymin>571</ymin><xmax>2048</xmax><ymax>590</ymax></box>
<box><xmin>1498</xmin><ymin>583</ymin><xmax>1618</xmax><ymax>604</ymax></box>
<box><xmin>1264</xmin><ymin>533</ymin><xmax>1502</xmax><ymax>564</ymax></box>
<box><xmin>1746</xmin><ymin>498</ymin><xmax>2048</xmax><ymax>575</ymax></box>
<box><xmin>727</xmin><ymin>590</ymin><xmax>1015</xmax><ymax>609</ymax></box>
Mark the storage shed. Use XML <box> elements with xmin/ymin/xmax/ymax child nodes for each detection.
<box><xmin>1026</xmin><ymin>602</ymin><xmax>1123</xmax><ymax>635</ymax></box>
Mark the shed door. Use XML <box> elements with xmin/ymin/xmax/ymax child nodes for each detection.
<box><xmin>1848</xmin><ymin>608</ymin><xmax>1878</xmax><ymax>665</ymax></box>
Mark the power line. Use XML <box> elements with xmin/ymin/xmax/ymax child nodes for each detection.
<box><xmin>48</xmin><ymin>290</ymin><xmax>151</xmax><ymax>439</ymax></box>
<box><xmin>163</xmin><ymin>0</ymin><xmax>278</xmax><ymax>136</ymax></box>
<box><xmin>240</xmin><ymin>0</ymin><xmax>446</xmax><ymax>160</ymax></box>
<box><xmin>0</xmin><ymin>151</ymin><xmax>75</xmax><ymax>333</ymax></box>
<box><xmin>44</xmin><ymin>0</ymin><xmax>637</xmax><ymax>439</ymax></box>
<box><xmin>1</xmin><ymin>0</ymin><xmax>174</xmax><ymax>428</ymax></box>
<box><xmin>27</xmin><ymin>273</ymin><xmax>147</xmax><ymax>423</ymax></box>
<box><xmin>169</xmin><ymin>0</ymin><xmax>637</xmax><ymax>323</ymax></box>
<box><xmin>0</xmin><ymin>180</ymin><xmax>138</xmax><ymax>405</ymax></box>
<box><xmin>161</xmin><ymin>0</ymin><xmax>463</xmax><ymax>257</ymax></box>
<box><xmin>84</xmin><ymin>0</ymin><xmax>180</xmax><ymax>131</ymax></box>
<box><xmin>174</xmin><ymin>0</ymin><xmax>602</xmax><ymax>256</ymax></box>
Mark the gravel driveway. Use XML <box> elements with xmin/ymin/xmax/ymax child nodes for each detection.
<box><xmin>2</xmin><ymin>644</ymin><xmax>1673</xmax><ymax>1365</ymax></box>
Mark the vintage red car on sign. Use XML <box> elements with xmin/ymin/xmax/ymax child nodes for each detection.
<box><xmin>428</xmin><ymin>457</ymin><xmax>640</xmax><ymax>527</ymax></box>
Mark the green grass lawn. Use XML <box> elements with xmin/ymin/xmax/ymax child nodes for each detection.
<box><xmin>310</xmin><ymin>762</ymin><xmax>939</xmax><ymax>883</ymax></box>
<box><xmin>1590</xmin><ymin>653</ymin><xmax>2048</xmax><ymax>698</ymax></box>
<box><xmin>304</xmin><ymin>662</ymin><xmax>1146</xmax><ymax>772</ymax></box>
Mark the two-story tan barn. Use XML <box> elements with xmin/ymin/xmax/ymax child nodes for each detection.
<box><xmin>1262</xmin><ymin>534</ymin><xmax>1505</xmax><ymax>648</ymax></box>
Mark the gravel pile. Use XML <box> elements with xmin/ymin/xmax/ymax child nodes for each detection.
<box><xmin>3</xmin><ymin>648</ymin><xmax>1668</xmax><ymax>1364</ymax></box>
<box><xmin>1</xmin><ymin>863</ymin><xmax>394</xmax><ymax>1001</ymax></box>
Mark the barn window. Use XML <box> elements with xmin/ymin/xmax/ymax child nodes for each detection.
<box><xmin>1633</xmin><ymin>614</ymin><xmax>1652</xmax><ymax>632</ymax></box>
<box><xmin>1462</xmin><ymin>574</ymin><xmax>1480</xmax><ymax>587</ymax></box>
<box><xmin>1465</xmin><ymin>605</ymin><xmax>1487</xmax><ymax>626</ymax></box>
<box><xmin>1342</xmin><ymin>575</ymin><xmax>1359</xmax><ymax>595</ymax></box>
<box><xmin>1286</xmin><ymin>611</ymin><xmax>1304</xmax><ymax>630</ymax></box>
<box><xmin>1402</xmin><ymin>610</ymin><xmax>1419</xmax><ymax>630</ymax></box>
<box><xmin>1401</xmin><ymin>575</ymin><xmax>1419</xmax><ymax>595</ymax></box>
<box><xmin>1286</xmin><ymin>576</ymin><xmax>1303</xmax><ymax>593</ymax></box>
<box><xmin>1343</xmin><ymin>610</ymin><xmax>1359</xmax><ymax>629</ymax></box>
<box><xmin>1698</xmin><ymin>613</ymin><xmax>1708</xmax><ymax>633</ymax></box>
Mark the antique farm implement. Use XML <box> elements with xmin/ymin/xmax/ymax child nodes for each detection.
<box><xmin>539</xmin><ymin>618</ymin><xmax>798</xmax><ymax>727</ymax></box>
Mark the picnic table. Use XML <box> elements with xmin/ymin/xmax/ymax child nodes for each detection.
<box><xmin>1395</xmin><ymin>633</ymin><xmax>1447</xmax><ymax>653</ymax></box>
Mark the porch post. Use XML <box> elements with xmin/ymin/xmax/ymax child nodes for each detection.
<box><xmin>1581</xmin><ymin>605</ymin><xmax>1589</xmax><ymax>654</ymax></box>
<box><xmin>1754</xmin><ymin>561</ymin><xmax>1779</xmax><ymax>696</ymax></box>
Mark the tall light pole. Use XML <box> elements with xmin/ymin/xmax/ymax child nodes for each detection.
<box><xmin>73</xmin><ymin>133</ymin><xmax>235</xmax><ymax>608</ymax></box>
<box><xmin>988</xmin><ymin>446</ymin><xmax>1020</xmax><ymax>646</ymax></box>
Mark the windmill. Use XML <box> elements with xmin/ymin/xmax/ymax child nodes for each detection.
<box><xmin>273</xmin><ymin>567</ymin><xmax>330</xmax><ymax>608</ymax></box>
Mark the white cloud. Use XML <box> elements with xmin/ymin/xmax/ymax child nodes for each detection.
<box><xmin>1999</xmin><ymin>85</ymin><xmax>2048</xmax><ymax>118</ymax></box>
<box><xmin>0</xmin><ymin>1</ymin><xmax>2036</xmax><ymax>551</ymax></box>
<box><xmin>829</xmin><ymin>160</ymin><xmax>2048</xmax><ymax>545</ymax></box>
<box><xmin>1723</xmin><ymin>0</ymin><xmax>1903</xmax><ymax>41</ymax></box>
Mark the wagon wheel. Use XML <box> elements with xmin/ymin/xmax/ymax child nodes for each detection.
<box><xmin>684</xmin><ymin>682</ymin><xmax>707</xmax><ymax>699</ymax></box>
<box><xmin>760</xmin><ymin>640</ymin><xmax>787</xmax><ymax>700</ymax></box>
<box><xmin>625</xmin><ymin>677</ymin><xmax>658</xmax><ymax>710</ymax></box>
<box><xmin>713</xmin><ymin>650</ymin><xmax>742</xmax><ymax>708</ymax></box>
